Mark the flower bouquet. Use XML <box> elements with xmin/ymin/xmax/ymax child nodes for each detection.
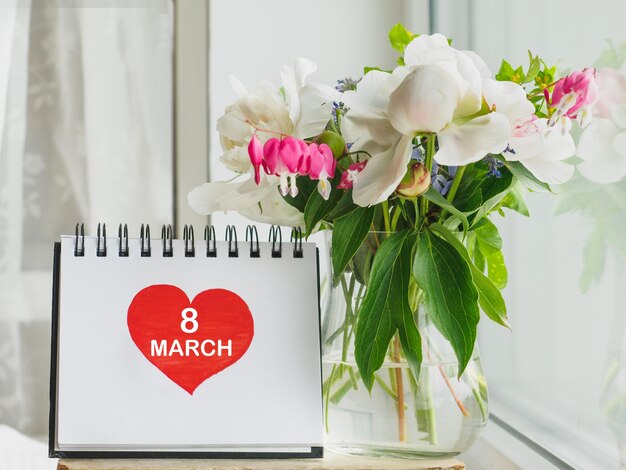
<box><xmin>190</xmin><ymin>24</ymin><xmax>597</xmax><ymax>456</ymax></box>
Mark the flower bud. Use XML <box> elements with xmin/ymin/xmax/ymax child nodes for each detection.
<box><xmin>396</xmin><ymin>162</ymin><xmax>431</xmax><ymax>198</ymax></box>
<box><xmin>314</xmin><ymin>131</ymin><xmax>347</xmax><ymax>158</ymax></box>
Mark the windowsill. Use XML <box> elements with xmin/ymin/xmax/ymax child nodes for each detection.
<box><xmin>5</xmin><ymin>417</ymin><xmax>618</xmax><ymax>470</ymax></box>
<box><xmin>460</xmin><ymin>420</ymin><xmax>561</xmax><ymax>470</ymax></box>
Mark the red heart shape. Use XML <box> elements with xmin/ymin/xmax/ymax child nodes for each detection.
<box><xmin>127</xmin><ymin>285</ymin><xmax>254</xmax><ymax>395</ymax></box>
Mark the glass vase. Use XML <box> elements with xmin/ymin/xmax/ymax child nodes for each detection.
<box><xmin>320</xmin><ymin>232</ymin><xmax>488</xmax><ymax>458</ymax></box>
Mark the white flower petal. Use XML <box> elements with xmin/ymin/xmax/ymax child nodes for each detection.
<box><xmin>188</xmin><ymin>178</ymin><xmax>304</xmax><ymax>226</ymax></box>
<box><xmin>352</xmin><ymin>134</ymin><xmax>413</xmax><ymax>207</ymax></box>
<box><xmin>403</xmin><ymin>34</ymin><xmax>451</xmax><ymax>63</ymax></box>
<box><xmin>280</xmin><ymin>58</ymin><xmax>339</xmax><ymax>138</ymax></box>
<box><xmin>506</xmin><ymin>131</ymin><xmax>544</xmax><ymax>161</ymax></box>
<box><xmin>539</xmin><ymin>126</ymin><xmax>576</xmax><ymax>161</ymax></box>
<box><xmin>293</xmin><ymin>82</ymin><xmax>337</xmax><ymax>138</ymax></box>
<box><xmin>343</xmin><ymin>69</ymin><xmax>406</xmax><ymax>114</ymax></box>
<box><xmin>343</xmin><ymin>110</ymin><xmax>401</xmax><ymax>156</ymax></box>
<box><xmin>219</xmin><ymin>146</ymin><xmax>251</xmax><ymax>173</ymax></box>
<box><xmin>343</xmin><ymin>69</ymin><xmax>409</xmax><ymax>155</ymax></box>
<box><xmin>280</xmin><ymin>68</ymin><xmax>300</xmax><ymax>126</ymax></box>
<box><xmin>188</xmin><ymin>179</ymin><xmax>270</xmax><ymax>214</ymax></box>
<box><xmin>577</xmin><ymin>118</ymin><xmax>622</xmax><ymax>163</ymax></box>
<box><xmin>578</xmin><ymin>157</ymin><xmax>626</xmax><ymax>184</ymax></box>
<box><xmin>435</xmin><ymin>113</ymin><xmax>510</xmax><ymax>166</ymax></box>
<box><xmin>483</xmin><ymin>79</ymin><xmax>534</xmax><ymax>122</ymax></box>
<box><xmin>451</xmin><ymin>50</ymin><xmax>483</xmax><ymax>117</ymax></box>
<box><xmin>403</xmin><ymin>35</ymin><xmax>483</xmax><ymax>118</ymax></box>
<box><xmin>388</xmin><ymin>64</ymin><xmax>460</xmax><ymax>134</ymax></box>
<box><xmin>520</xmin><ymin>158</ymin><xmax>574</xmax><ymax>185</ymax></box>
<box><xmin>293</xmin><ymin>57</ymin><xmax>318</xmax><ymax>89</ymax></box>
<box><xmin>462</xmin><ymin>50</ymin><xmax>491</xmax><ymax>78</ymax></box>
<box><xmin>216</xmin><ymin>111</ymin><xmax>249</xmax><ymax>144</ymax></box>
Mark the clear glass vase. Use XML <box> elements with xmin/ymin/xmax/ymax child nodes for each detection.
<box><xmin>320</xmin><ymin>232</ymin><xmax>488</xmax><ymax>458</ymax></box>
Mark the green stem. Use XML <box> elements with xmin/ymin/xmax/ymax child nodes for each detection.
<box><xmin>445</xmin><ymin>165</ymin><xmax>466</xmax><ymax>204</ymax></box>
<box><xmin>422</xmin><ymin>368</ymin><xmax>438</xmax><ymax>445</ymax></box>
<box><xmin>419</xmin><ymin>135</ymin><xmax>436</xmax><ymax>218</ymax></box>
<box><xmin>335</xmin><ymin>107</ymin><xmax>342</xmax><ymax>134</ymax></box>
<box><xmin>391</xmin><ymin>204</ymin><xmax>403</xmax><ymax>230</ymax></box>
<box><xmin>375</xmin><ymin>374</ymin><xmax>399</xmax><ymax>402</ymax></box>
<box><xmin>331</xmin><ymin>376</ymin><xmax>357</xmax><ymax>404</ymax></box>
<box><xmin>382</xmin><ymin>200</ymin><xmax>391</xmax><ymax>233</ymax></box>
<box><xmin>324</xmin><ymin>364</ymin><xmax>338</xmax><ymax>432</ymax></box>
<box><xmin>339</xmin><ymin>274</ymin><xmax>355</xmax><ymax>366</ymax></box>
<box><xmin>440</xmin><ymin>165</ymin><xmax>466</xmax><ymax>219</ymax></box>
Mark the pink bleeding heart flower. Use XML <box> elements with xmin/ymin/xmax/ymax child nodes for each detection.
<box><xmin>262</xmin><ymin>137</ymin><xmax>306</xmax><ymax>197</ymax></box>
<box><xmin>297</xmin><ymin>139</ymin><xmax>311</xmax><ymax>175</ymax></box>
<box><xmin>549</xmin><ymin>68</ymin><xmax>598</xmax><ymax>131</ymax></box>
<box><xmin>337</xmin><ymin>161</ymin><xmax>367</xmax><ymax>190</ymax></box>
<box><xmin>307</xmin><ymin>143</ymin><xmax>336</xmax><ymax>200</ymax></box>
<box><xmin>248</xmin><ymin>134</ymin><xmax>264</xmax><ymax>185</ymax></box>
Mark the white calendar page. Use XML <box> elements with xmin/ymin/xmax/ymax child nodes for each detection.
<box><xmin>52</xmin><ymin>235</ymin><xmax>323</xmax><ymax>455</ymax></box>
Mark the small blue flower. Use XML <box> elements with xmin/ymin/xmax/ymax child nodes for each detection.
<box><xmin>411</xmin><ymin>146</ymin><xmax>424</xmax><ymax>161</ymax></box>
<box><xmin>483</xmin><ymin>156</ymin><xmax>504</xmax><ymax>178</ymax></box>
<box><xmin>431</xmin><ymin>164</ymin><xmax>457</xmax><ymax>196</ymax></box>
<box><xmin>503</xmin><ymin>144</ymin><xmax>516</xmax><ymax>155</ymax></box>
<box><xmin>336</xmin><ymin>77</ymin><xmax>360</xmax><ymax>93</ymax></box>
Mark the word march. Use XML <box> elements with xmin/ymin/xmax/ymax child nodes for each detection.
<box><xmin>150</xmin><ymin>338</ymin><xmax>233</xmax><ymax>358</ymax></box>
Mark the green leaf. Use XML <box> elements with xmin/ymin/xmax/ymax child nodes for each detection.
<box><xmin>513</xmin><ymin>65</ymin><xmax>525</xmax><ymax>83</ymax></box>
<box><xmin>397</xmin><ymin>294</ymin><xmax>422</xmax><ymax>384</ymax></box>
<box><xmin>473</xmin><ymin>220</ymin><xmax>508</xmax><ymax>289</ymax></box>
<box><xmin>413</xmin><ymin>230</ymin><xmax>480</xmax><ymax>377</ymax></box>
<box><xmin>352</xmin><ymin>237</ymin><xmax>374</xmax><ymax>285</ymax></box>
<box><xmin>501</xmin><ymin>184</ymin><xmax>530</xmax><ymax>216</ymax></box>
<box><xmin>327</xmin><ymin>190</ymin><xmax>357</xmax><ymax>220</ymax></box>
<box><xmin>484</xmin><ymin>250</ymin><xmax>507</xmax><ymax>290</ymax></box>
<box><xmin>505</xmin><ymin>160</ymin><xmax>551</xmax><ymax>193</ymax></box>
<box><xmin>331</xmin><ymin>206</ymin><xmax>376</xmax><ymax>279</ymax></box>
<box><xmin>495</xmin><ymin>60</ymin><xmax>515</xmax><ymax>81</ymax></box>
<box><xmin>355</xmin><ymin>230</ymin><xmax>417</xmax><ymax>391</ymax></box>
<box><xmin>473</xmin><ymin>244</ymin><xmax>486</xmax><ymax>272</ymax></box>
<box><xmin>303</xmin><ymin>183</ymin><xmax>343</xmax><ymax>237</ymax></box>
<box><xmin>525</xmin><ymin>51</ymin><xmax>541</xmax><ymax>83</ymax></box>
<box><xmin>430</xmin><ymin>224</ymin><xmax>509</xmax><ymax>328</ymax></box>
<box><xmin>389</xmin><ymin>23</ymin><xmax>413</xmax><ymax>53</ymax></box>
<box><xmin>474</xmin><ymin>220</ymin><xmax>502</xmax><ymax>252</ymax></box>
<box><xmin>422</xmin><ymin>186</ymin><xmax>470</xmax><ymax>233</ymax></box>
<box><xmin>363</xmin><ymin>66</ymin><xmax>391</xmax><ymax>75</ymax></box>
<box><xmin>470</xmin><ymin>169</ymin><xmax>514</xmax><ymax>225</ymax></box>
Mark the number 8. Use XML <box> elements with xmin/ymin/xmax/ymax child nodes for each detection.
<box><xmin>181</xmin><ymin>308</ymin><xmax>199</xmax><ymax>333</ymax></box>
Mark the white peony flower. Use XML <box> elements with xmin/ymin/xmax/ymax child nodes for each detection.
<box><xmin>190</xmin><ymin>58</ymin><xmax>338</xmax><ymax>226</ymax></box>
<box><xmin>217</xmin><ymin>58</ymin><xmax>338</xmax><ymax>174</ymax></box>
<box><xmin>342</xmin><ymin>34</ymin><xmax>510</xmax><ymax>206</ymax></box>
<box><xmin>217</xmin><ymin>79</ymin><xmax>291</xmax><ymax>173</ymax></box>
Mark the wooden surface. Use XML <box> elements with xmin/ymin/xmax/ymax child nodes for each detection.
<box><xmin>57</xmin><ymin>452</ymin><xmax>465</xmax><ymax>470</ymax></box>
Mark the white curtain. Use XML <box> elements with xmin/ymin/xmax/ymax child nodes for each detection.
<box><xmin>0</xmin><ymin>0</ymin><xmax>173</xmax><ymax>447</ymax></box>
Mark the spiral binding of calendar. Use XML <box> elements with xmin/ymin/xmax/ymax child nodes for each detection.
<box><xmin>73</xmin><ymin>223</ymin><xmax>304</xmax><ymax>258</ymax></box>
